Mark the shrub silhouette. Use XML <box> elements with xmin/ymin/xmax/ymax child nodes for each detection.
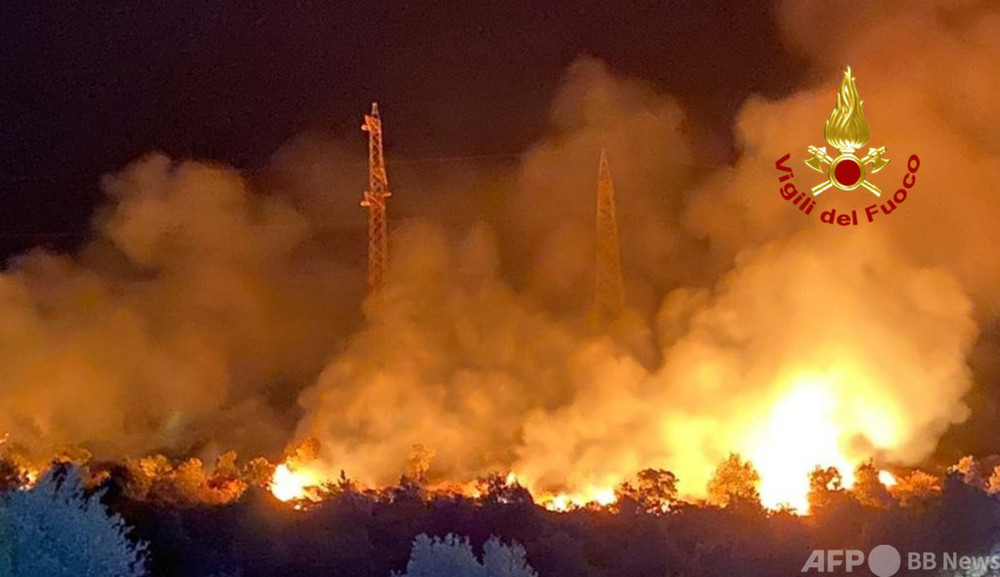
<box><xmin>395</xmin><ymin>533</ymin><xmax>538</xmax><ymax>577</ymax></box>
<box><xmin>0</xmin><ymin>466</ymin><xmax>148</xmax><ymax>577</ymax></box>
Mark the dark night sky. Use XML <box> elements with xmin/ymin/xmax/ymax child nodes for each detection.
<box><xmin>0</xmin><ymin>1</ymin><xmax>801</xmax><ymax>257</ymax></box>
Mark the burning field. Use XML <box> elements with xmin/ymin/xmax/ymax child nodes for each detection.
<box><xmin>4</xmin><ymin>1</ymin><xmax>1000</xmax><ymax>576</ymax></box>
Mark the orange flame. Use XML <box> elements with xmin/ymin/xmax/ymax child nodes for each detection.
<box><xmin>270</xmin><ymin>462</ymin><xmax>321</xmax><ymax>503</ymax></box>
<box><xmin>878</xmin><ymin>470</ymin><xmax>897</xmax><ymax>488</ymax></box>
<box><xmin>537</xmin><ymin>485</ymin><xmax>618</xmax><ymax>512</ymax></box>
<box><xmin>743</xmin><ymin>369</ymin><xmax>904</xmax><ymax>513</ymax></box>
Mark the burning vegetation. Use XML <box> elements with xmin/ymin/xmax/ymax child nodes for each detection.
<box><xmin>4</xmin><ymin>443</ymin><xmax>1000</xmax><ymax>576</ymax></box>
<box><xmin>0</xmin><ymin>438</ymin><xmax>986</xmax><ymax>515</ymax></box>
<box><xmin>4</xmin><ymin>1</ymin><xmax>1000</xmax><ymax>575</ymax></box>
<box><xmin>0</xmin><ymin>55</ymin><xmax>984</xmax><ymax>532</ymax></box>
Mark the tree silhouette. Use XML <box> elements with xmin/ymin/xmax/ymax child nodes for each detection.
<box><xmin>616</xmin><ymin>468</ymin><xmax>678</xmax><ymax>514</ymax></box>
<box><xmin>949</xmin><ymin>456</ymin><xmax>984</xmax><ymax>489</ymax></box>
<box><xmin>890</xmin><ymin>471</ymin><xmax>941</xmax><ymax>509</ymax></box>
<box><xmin>850</xmin><ymin>461</ymin><xmax>892</xmax><ymax>509</ymax></box>
<box><xmin>807</xmin><ymin>466</ymin><xmax>846</xmax><ymax>515</ymax></box>
<box><xmin>0</xmin><ymin>466</ymin><xmax>148</xmax><ymax>576</ymax></box>
<box><xmin>394</xmin><ymin>533</ymin><xmax>538</xmax><ymax>577</ymax></box>
<box><xmin>707</xmin><ymin>454</ymin><xmax>761</xmax><ymax>508</ymax></box>
<box><xmin>987</xmin><ymin>465</ymin><xmax>1000</xmax><ymax>495</ymax></box>
<box><xmin>0</xmin><ymin>457</ymin><xmax>30</xmax><ymax>493</ymax></box>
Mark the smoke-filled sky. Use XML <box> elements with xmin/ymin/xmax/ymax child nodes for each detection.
<box><xmin>2</xmin><ymin>1</ymin><xmax>1000</xmax><ymax>501</ymax></box>
<box><xmin>0</xmin><ymin>1</ymin><xmax>800</xmax><ymax>256</ymax></box>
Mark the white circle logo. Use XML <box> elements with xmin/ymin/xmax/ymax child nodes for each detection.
<box><xmin>868</xmin><ymin>544</ymin><xmax>901</xmax><ymax>577</ymax></box>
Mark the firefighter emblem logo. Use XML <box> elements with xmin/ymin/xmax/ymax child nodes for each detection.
<box><xmin>805</xmin><ymin>67</ymin><xmax>890</xmax><ymax>196</ymax></box>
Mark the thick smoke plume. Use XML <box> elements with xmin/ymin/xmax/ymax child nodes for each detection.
<box><xmin>0</xmin><ymin>155</ymin><xmax>364</xmax><ymax>461</ymax></box>
<box><xmin>2</xmin><ymin>1</ymin><xmax>999</xmax><ymax>503</ymax></box>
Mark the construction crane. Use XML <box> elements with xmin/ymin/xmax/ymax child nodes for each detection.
<box><xmin>361</xmin><ymin>102</ymin><xmax>391</xmax><ymax>293</ymax></box>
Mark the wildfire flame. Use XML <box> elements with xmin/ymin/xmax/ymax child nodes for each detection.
<box><xmin>267</xmin><ymin>363</ymin><xmax>908</xmax><ymax>517</ymax></box>
<box><xmin>744</xmin><ymin>370</ymin><xmax>903</xmax><ymax>513</ymax></box>
<box><xmin>270</xmin><ymin>462</ymin><xmax>321</xmax><ymax>503</ymax></box>
<box><xmin>540</xmin><ymin>487</ymin><xmax>617</xmax><ymax>512</ymax></box>
<box><xmin>453</xmin><ymin>471</ymin><xmax>619</xmax><ymax>512</ymax></box>
<box><xmin>747</xmin><ymin>377</ymin><xmax>850</xmax><ymax>512</ymax></box>
<box><xmin>824</xmin><ymin>66</ymin><xmax>871</xmax><ymax>153</ymax></box>
<box><xmin>23</xmin><ymin>468</ymin><xmax>39</xmax><ymax>489</ymax></box>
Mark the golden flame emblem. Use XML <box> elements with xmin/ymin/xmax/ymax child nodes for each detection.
<box><xmin>805</xmin><ymin>67</ymin><xmax>890</xmax><ymax>196</ymax></box>
<box><xmin>824</xmin><ymin>68</ymin><xmax>870</xmax><ymax>153</ymax></box>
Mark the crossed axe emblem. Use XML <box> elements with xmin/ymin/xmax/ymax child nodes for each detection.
<box><xmin>805</xmin><ymin>146</ymin><xmax>890</xmax><ymax>196</ymax></box>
